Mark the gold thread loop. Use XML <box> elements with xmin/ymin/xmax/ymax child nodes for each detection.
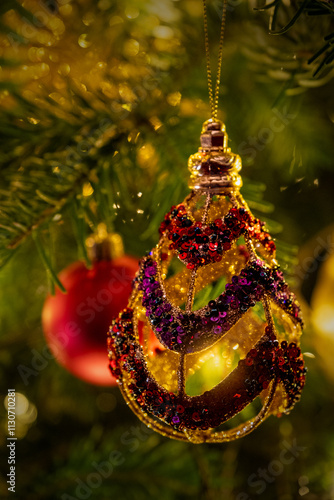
<box><xmin>203</xmin><ymin>0</ymin><xmax>228</xmax><ymax>120</ymax></box>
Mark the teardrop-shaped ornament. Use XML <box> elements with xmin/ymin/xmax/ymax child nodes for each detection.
<box><xmin>107</xmin><ymin>119</ymin><xmax>306</xmax><ymax>443</ymax></box>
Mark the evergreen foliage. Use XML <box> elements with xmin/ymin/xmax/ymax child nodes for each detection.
<box><xmin>0</xmin><ymin>1</ymin><xmax>333</xmax><ymax>498</ymax></box>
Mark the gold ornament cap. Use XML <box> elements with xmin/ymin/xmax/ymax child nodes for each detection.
<box><xmin>188</xmin><ymin>119</ymin><xmax>242</xmax><ymax>191</ymax></box>
<box><xmin>86</xmin><ymin>224</ymin><xmax>124</xmax><ymax>262</ymax></box>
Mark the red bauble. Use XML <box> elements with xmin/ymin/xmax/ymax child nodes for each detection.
<box><xmin>42</xmin><ymin>255</ymin><xmax>139</xmax><ymax>386</ymax></box>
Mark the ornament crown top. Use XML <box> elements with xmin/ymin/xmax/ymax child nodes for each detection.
<box><xmin>188</xmin><ymin>119</ymin><xmax>242</xmax><ymax>191</ymax></box>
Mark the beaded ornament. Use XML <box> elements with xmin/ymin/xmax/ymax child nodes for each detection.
<box><xmin>107</xmin><ymin>120</ymin><xmax>306</xmax><ymax>443</ymax></box>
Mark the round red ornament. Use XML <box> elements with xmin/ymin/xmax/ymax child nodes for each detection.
<box><xmin>42</xmin><ymin>254</ymin><xmax>139</xmax><ymax>386</ymax></box>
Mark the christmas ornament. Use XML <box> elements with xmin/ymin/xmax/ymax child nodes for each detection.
<box><xmin>107</xmin><ymin>0</ymin><xmax>305</xmax><ymax>442</ymax></box>
<box><xmin>42</xmin><ymin>230</ymin><xmax>139</xmax><ymax>386</ymax></box>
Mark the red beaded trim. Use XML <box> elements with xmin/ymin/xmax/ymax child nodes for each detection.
<box><xmin>108</xmin><ymin>310</ymin><xmax>306</xmax><ymax>432</ymax></box>
<box><xmin>159</xmin><ymin>204</ymin><xmax>275</xmax><ymax>269</ymax></box>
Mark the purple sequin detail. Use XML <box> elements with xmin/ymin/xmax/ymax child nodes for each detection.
<box><xmin>137</xmin><ymin>257</ymin><xmax>302</xmax><ymax>354</ymax></box>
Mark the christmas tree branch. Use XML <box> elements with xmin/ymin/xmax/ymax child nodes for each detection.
<box><xmin>32</xmin><ymin>229</ymin><xmax>66</xmax><ymax>292</ymax></box>
<box><xmin>0</xmin><ymin>160</ymin><xmax>97</xmax><ymax>267</ymax></box>
<box><xmin>269</xmin><ymin>0</ymin><xmax>312</xmax><ymax>35</ymax></box>
<box><xmin>255</xmin><ymin>0</ymin><xmax>334</xmax><ymax>79</ymax></box>
<box><xmin>70</xmin><ymin>200</ymin><xmax>91</xmax><ymax>268</ymax></box>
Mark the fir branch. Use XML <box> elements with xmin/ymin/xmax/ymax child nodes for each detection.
<box><xmin>32</xmin><ymin>229</ymin><xmax>66</xmax><ymax>292</ymax></box>
<box><xmin>256</xmin><ymin>0</ymin><xmax>334</xmax><ymax>79</ymax></box>
<box><xmin>308</xmin><ymin>31</ymin><xmax>334</xmax><ymax>75</ymax></box>
<box><xmin>69</xmin><ymin>199</ymin><xmax>91</xmax><ymax>268</ymax></box>
<box><xmin>0</xmin><ymin>137</ymin><xmax>121</xmax><ymax>267</ymax></box>
<box><xmin>269</xmin><ymin>0</ymin><xmax>312</xmax><ymax>35</ymax></box>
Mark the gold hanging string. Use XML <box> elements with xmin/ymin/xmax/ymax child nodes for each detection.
<box><xmin>203</xmin><ymin>0</ymin><xmax>228</xmax><ymax>120</ymax></box>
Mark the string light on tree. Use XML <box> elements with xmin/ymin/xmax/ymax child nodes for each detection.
<box><xmin>311</xmin><ymin>244</ymin><xmax>334</xmax><ymax>381</ymax></box>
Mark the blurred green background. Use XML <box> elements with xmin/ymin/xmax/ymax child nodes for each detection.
<box><xmin>0</xmin><ymin>1</ymin><xmax>334</xmax><ymax>499</ymax></box>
